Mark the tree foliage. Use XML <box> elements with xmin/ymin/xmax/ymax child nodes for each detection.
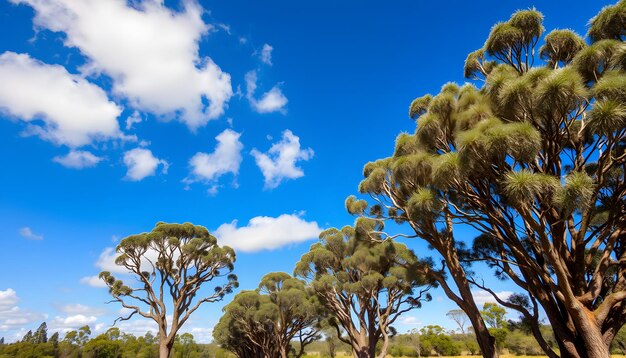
<box><xmin>358</xmin><ymin>2</ymin><xmax>626</xmax><ymax>358</ymax></box>
<box><xmin>99</xmin><ymin>222</ymin><xmax>237</xmax><ymax>358</ymax></box>
<box><xmin>214</xmin><ymin>272</ymin><xmax>322</xmax><ymax>358</ymax></box>
<box><xmin>294</xmin><ymin>224</ymin><xmax>434</xmax><ymax>358</ymax></box>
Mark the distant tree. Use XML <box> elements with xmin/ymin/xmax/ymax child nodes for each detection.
<box><xmin>49</xmin><ymin>332</ymin><xmax>59</xmax><ymax>344</ymax></box>
<box><xmin>294</xmin><ymin>224</ymin><xmax>433</xmax><ymax>358</ymax></box>
<box><xmin>446</xmin><ymin>310</ymin><xmax>469</xmax><ymax>334</ymax></box>
<box><xmin>173</xmin><ymin>333</ymin><xmax>197</xmax><ymax>358</ymax></box>
<box><xmin>83</xmin><ymin>329</ymin><xmax>122</xmax><ymax>358</ymax></box>
<box><xmin>419</xmin><ymin>325</ymin><xmax>459</xmax><ymax>356</ymax></box>
<box><xmin>33</xmin><ymin>322</ymin><xmax>48</xmax><ymax>344</ymax></box>
<box><xmin>481</xmin><ymin>303</ymin><xmax>507</xmax><ymax>329</ymax></box>
<box><xmin>214</xmin><ymin>272</ymin><xmax>322</xmax><ymax>358</ymax></box>
<box><xmin>355</xmin><ymin>2</ymin><xmax>626</xmax><ymax>357</ymax></box>
<box><xmin>99</xmin><ymin>222</ymin><xmax>238</xmax><ymax>358</ymax></box>
<box><xmin>21</xmin><ymin>330</ymin><xmax>33</xmax><ymax>343</ymax></box>
<box><xmin>64</xmin><ymin>325</ymin><xmax>91</xmax><ymax>347</ymax></box>
<box><xmin>0</xmin><ymin>336</ymin><xmax>4</xmax><ymax>345</ymax></box>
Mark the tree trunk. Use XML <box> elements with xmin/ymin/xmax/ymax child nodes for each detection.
<box><xmin>441</xmin><ymin>248</ymin><xmax>498</xmax><ymax>358</ymax></box>
<box><xmin>279</xmin><ymin>345</ymin><xmax>288</xmax><ymax>358</ymax></box>
<box><xmin>159</xmin><ymin>338</ymin><xmax>174</xmax><ymax>358</ymax></box>
<box><xmin>575</xmin><ymin>314</ymin><xmax>611</xmax><ymax>358</ymax></box>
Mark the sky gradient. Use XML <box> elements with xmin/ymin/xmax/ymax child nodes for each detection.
<box><xmin>0</xmin><ymin>0</ymin><xmax>615</xmax><ymax>343</ymax></box>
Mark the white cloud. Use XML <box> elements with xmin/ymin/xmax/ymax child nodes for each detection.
<box><xmin>19</xmin><ymin>227</ymin><xmax>43</xmax><ymax>241</ymax></box>
<box><xmin>53</xmin><ymin>150</ymin><xmax>104</xmax><ymax>169</ymax></box>
<box><xmin>471</xmin><ymin>290</ymin><xmax>513</xmax><ymax>306</ymax></box>
<box><xmin>260</xmin><ymin>43</ymin><xmax>273</xmax><ymax>65</ymax></box>
<box><xmin>112</xmin><ymin>317</ymin><xmax>158</xmax><ymax>337</ymax></box>
<box><xmin>0</xmin><ymin>289</ymin><xmax>19</xmax><ymax>311</ymax></box>
<box><xmin>80</xmin><ymin>275</ymin><xmax>107</xmax><ymax>288</ymax></box>
<box><xmin>185</xmin><ymin>129</ymin><xmax>243</xmax><ymax>190</ymax></box>
<box><xmin>214</xmin><ymin>213</ymin><xmax>322</xmax><ymax>252</ymax></box>
<box><xmin>245</xmin><ymin>70</ymin><xmax>288</xmax><ymax>114</ymax></box>
<box><xmin>251</xmin><ymin>130</ymin><xmax>313</xmax><ymax>189</ymax></box>
<box><xmin>49</xmin><ymin>314</ymin><xmax>98</xmax><ymax>333</ymax></box>
<box><xmin>123</xmin><ymin>148</ymin><xmax>168</xmax><ymax>181</ymax></box>
<box><xmin>13</xmin><ymin>0</ymin><xmax>233</xmax><ymax>128</ymax></box>
<box><xmin>0</xmin><ymin>52</ymin><xmax>122</xmax><ymax>147</ymax></box>
<box><xmin>0</xmin><ymin>289</ymin><xmax>45</xmax><ymax>333</ymax></box>
<box><xmin>57</xmin><ymin>304</ymin><xmax>105</xmax><ymax>316</ymax></box>
<box><xmin>399</xmin><ymin>316</ymin><xmax>421</xmax><ymax>326</ymax></box>
<box><xmin>187</xmin><ymin>326</ymin><xmax>213</xmax><ymax>343</ymax></box>
<box><xmin>94</xmin><ymin>247</ymin><xmax>125</xmax><ymax>274</ymax></box>
<box><xmin>125</xmin><ymin>111</ymin><xmax>142</xmax><ymax>130</ymax></box>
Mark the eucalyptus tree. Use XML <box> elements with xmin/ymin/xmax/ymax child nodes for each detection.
<box><xmin>356</xmin><ymin>2</ymin><xmax>626</xmax><ymax>358</ymax></box>
<box><xmin>294</xmin><ymin>224</ymin><xmax>433</xmax><ymax>358</ymax></box>
<box><xmin>446</xmin><ymin>309</ymin><xmax>469</xmax><ymax>335</ymax></box>
<box><xmin>214</xmin><ymin>272</ymin><xmax>322</xmax><ymax>358</ymax></box>
<box><xmin>99</xmin><ymin>222</ymin><xmax>238</xmax><ymax>358</ymax></box>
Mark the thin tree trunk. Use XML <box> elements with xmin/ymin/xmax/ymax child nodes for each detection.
<box><xmin>443</xmin><ymin>249</ymin><xmax>498</xmax><ymax>358</ymax></box>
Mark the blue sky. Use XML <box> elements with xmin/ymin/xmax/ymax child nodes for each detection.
<box><xmin>0</xmin><ymin>0</ymin><xmax>614</xmax><ymax>343</ymax></box>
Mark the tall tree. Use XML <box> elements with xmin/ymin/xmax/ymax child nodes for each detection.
<box><xmin>21</xmin><ymin>330</ymin><xmax>33</xmax><ymax>344</ymax></box>
<box><xmin>357</xmin><ymin>2</ymin><xmax>626</xmax><ymax>357</ymax></box>
<box><xmin>214</xmin><ymin>272</ymin><xmax>322</xmax><ymax>358</ymax></box>
<box><xmin>34</xmin><ymin>322</ymin><xmax>48</xmax><ymax>344</ymax></box>
<box><xmin>99</xmin><ymin>222</ymin><xmax>238</xmax><ymax>358</ymax></box>
<box><xmin>294</xmin><ymin>224</ymin><xmax>433</xmax><ymax>358</ymax></box>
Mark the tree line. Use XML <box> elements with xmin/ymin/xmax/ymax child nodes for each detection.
<box><xmin>0</xmin><ymin>324</ymin><xmax>231</xmax><ymax>358</ymax></box>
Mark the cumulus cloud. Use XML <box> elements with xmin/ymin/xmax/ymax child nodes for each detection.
<box><xmin>245</xmin><ymin>70</ymin><xmax>288</xmax><ymax>114</ymax></box>
<box><xmin>185</xmin><ymin>129</ymin><xmax>243</xmax><ymax>192</ymax></box>
<box><xmin>471</xmin><ymin>290</ymin><xmax>513</xmax><ymax>306</ymax></box>
<box><xmin>12</xmin><ymin>0</ymin><xmax>232</xmax><ymax>128</ymax></box>
<box><xmin>0</xmin><ymin>52</ymin><xmax>122</xmax><ymax>147</ymax></box>
<box><xmin>214</xmin><ymin>213</ymin><xmax>322</xmax><ymax>252</ymax></box>
<box><xmin>123</xmin><ymin>148</ymin><xmax>168</xmax><ymax>181</ymax></box>
<box><xmin>260</xmin><ymin>43</ymin><xmax>273</xmax><ymax>65</ymax></box>
<box><xmin>19</xmin><ymin>227</ymin><xmax>43</xmax><ymax>241</ymax></box>
<box><xmin>251</xmin><ymin>130</ymin><xmax>313</xmax><ymax>189</ymax></box>
<box><xmin>53</xmin><ymin>150</ymin><xmax>104</xmax><ymax>169</ymax></box>
<box><xmin>49</xmin><ymin>314</ymin><xmax>98</xmax><ymax>333</ymax></box>
<box><xmin>0</xmin><ymin>289</ymin><xmax>45</xmax><ymax>333</ymax></box>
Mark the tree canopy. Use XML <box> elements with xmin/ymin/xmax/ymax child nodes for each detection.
<box><xmin>294</xmin><ymin>224</ymin><xmax>434</xmax><ymax>358</ymax></box>
<box><xmin>99</xmin><ymin>222</ymin><xmax>237</xmax><ymax>358</ymax></box>
<box><xmin>358</xmin><ymin>2</ymin><xmax>626</xmax><ymax>358</ymax></box>
<box><xmin>214</xmin><ymin>272</ymin><xmax>322</xmax><ymax>358</ymax></box>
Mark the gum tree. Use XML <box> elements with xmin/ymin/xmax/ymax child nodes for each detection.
<box><xmin>99</xmin><ymin>222</ymin><xmax>237</xmax><ymax>358</ymax></box>
<box><xmin>357</xmin><ymin>3</ymin><xmax>626</xmax><ymax>357</ymax></box>
<box><xmin>214</xmin><ymin>272</ymin><xmax>322</xmax><ymax>358</ymax></box>
<box><xmin>294</xmin><ymin>224</ymin><xmax>434</xmax><ymax>358</ymax></box>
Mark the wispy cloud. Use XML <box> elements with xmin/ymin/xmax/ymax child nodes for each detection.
<box><xmin>19</xmin><ymin>227</ymin><xmax>43</xmax><ymax>241</ymax></box>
